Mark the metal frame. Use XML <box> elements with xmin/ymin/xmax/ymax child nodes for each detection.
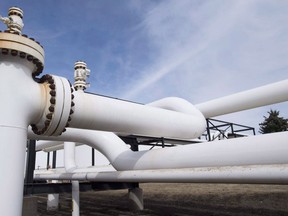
<box><xmin>205</xmin><ymin>118</ymin><xmax>255</xmax><ymax>141</ymax></box>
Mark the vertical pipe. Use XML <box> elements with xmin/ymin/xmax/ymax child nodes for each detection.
<box><xmin>0</xmin><ymin>128</ymin><xmax>27</xmax><ymax>215</ymax></box>
<box><xmin>92</xmin><ymin>148</ymin><xmax>95</xmax><ymax>166</ymax></box>
<box><xmin>64</xmin><ymin>142</ymin><xmax>77</xmax><ymax>172</ymax></box>
<box><xmin>25</xmin><ymin>140</ymin><xmax>36</xmax><ymax>184</ymax></box>
<box><xmin>72</xmin><ymin>181</ymin><xmax>80</xmax><ymax>216</ymax></box>
<box><xmin>64</xmin><ymin>142</ymin><xmax>79</xmax><ymax>215</ymax></box>
<box><xmin>52</xmin><ymin>151</ymin><xmax>57</xmax><ymax>169</ymax></box>
<box><xmin>46</xmin><ymin>152</ymin><xmax>50</xmax><ymax>169</ymax></box>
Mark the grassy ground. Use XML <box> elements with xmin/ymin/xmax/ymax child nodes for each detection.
<box><xmin>37</xmin><ymin>183</ymin><xmax>288</xmax><ymax>216</ymax></box>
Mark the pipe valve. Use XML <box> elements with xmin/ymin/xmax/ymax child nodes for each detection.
<box><xmin>74</xmin><ymin>61</ymin><xmax>90</xmax><ymax>91</ymax></box>
<box><xmin>0</xmin><ymin>7</ymin><xmax>24</xmax><ymax>34</ymax></box>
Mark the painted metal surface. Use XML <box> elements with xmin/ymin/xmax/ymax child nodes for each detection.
<box><xmin>34</xmin><ymin>164</ymin><xmax>288</xmax><ymax>184</ymax></box>
<box><xmin>1</xmin><ymin>5</ymin><xmax>288</xmax><ymax>215</ymax></box>
<box><xmin>30</xmin><ymin>128</ymin><xmax>288</xmax><ymax>171</ymax></box>
<box><xmin>69</xmin><ymin>92</ymin><xmax>206</xmax><ymax>139</ymax></box>
<box><xmin>195</xmin><ymin>79</ymin><xmax>288</xmax><ymax>118</ymax></box>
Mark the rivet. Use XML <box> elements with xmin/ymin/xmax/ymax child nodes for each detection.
<box><xmin>50</xmin><ymin>98</ymin><xmax>56</xmax><ymax>104</ymax></box>
<box><xmin>48</xmin><ymin>106</ymin><xmax>55</xmax><ymax>112</ymax></box>
<box><xmin>44</xmin><ymin>120</ymin><xmax>50</xmax><ymax>126</ymax></box>
<box><xmin>27</xmin><ymin>55</ymin><xmax>33</xmax><ymax>61</ymax></box>
<box><xmin>11</xmin><ymin>50</ymin><xmax>18</xmax><ymax>56</ymax></box>
<box><xmin>49</xmin><ymin>84</ymin><xmax>56</xmax><ymax>90</ymax></box>
<box><xmin>2</xmin><ymin>49</ymin><xmax>9</xmax><ymax>55</ymax></box>
<box><xmin>71</xmin><ymin>101</ymin><xmax>75</xmax><ymax>107</ymax></box>
<box><xmin>70</xmin><ymin>109</ymin><xmax>74</xmax><ymax>115</ymax></box>
<box><xmin>20</xmin><ymin>52</ymin><xmax>26</xmax><ymax>58</ymax></box>
<box><xmin>46</xmin><ymin>113</ymin><xmax>53</xmax><ymax>120</ymax></box>
<box><xmin>33</xmin><ymin>58</ymin><xmax>39</xmax><ymax>64</ymax></box>
<box><xmin>49</xmin><ymin>90</ymin><xmax>56</xmax><ymax>97</ymax></box>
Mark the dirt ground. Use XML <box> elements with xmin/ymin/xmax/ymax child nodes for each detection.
<box><xmin>37</xmin><ymin>183</ymin><xmax>288</xmax><ymax>216</ymax></box>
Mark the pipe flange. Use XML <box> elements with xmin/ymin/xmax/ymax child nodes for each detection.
<box><xmin>31</xmin><ymin>74</ymin><xmax>73</xmax><ymax>136</ymax></box>
<box><xmin>0</xmin><ymin>32</ymin><xmax>44</xmax><ymax>77</ymax></box>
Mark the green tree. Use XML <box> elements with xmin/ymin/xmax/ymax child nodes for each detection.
<box><xmin>259</xmin><ymin>109</ymin><xmax>288</xmax><ymax>134</ymax></box>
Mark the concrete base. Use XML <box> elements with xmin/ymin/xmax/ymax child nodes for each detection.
<box><xmin>22</xmin><ymin>196</ymin><xmax>38</xmax><ymax>216</ymax></box>
<box><xmin>128</xmin><ymin>187</ymin><xmax>144</xmax><ymax>211</ymax></box>
<box><xmin>47</xmin><ymin>194</ymin><xmax>59</xmax><ymax>211</ymax></box>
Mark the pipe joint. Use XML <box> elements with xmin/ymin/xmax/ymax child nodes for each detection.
<box><xmin>31</xmin><ymin>75</ymin><xmax>74</xmax><ymax>136</ymax></box>
<box><xmin>0</xmin><ymin>7</ymin><xmax>44</xmax><ymax>78</ymax></box>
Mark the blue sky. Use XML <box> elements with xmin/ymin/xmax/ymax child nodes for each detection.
<box><xmin>1</xmin><ymin>1</ymin><xmax>288</xmax><ymax>155</ymax></box>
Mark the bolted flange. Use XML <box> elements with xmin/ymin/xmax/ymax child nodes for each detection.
<box><xmin>0</xmin><ymin>7</ymin><xmax>44</xmax><ymax>77</ymax></box>
<box><xmin>31</xmin><ymin>75</ymin><xmax>74</xmax><ymax>136</ymax></box>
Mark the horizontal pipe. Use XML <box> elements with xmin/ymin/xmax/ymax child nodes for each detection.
<box><xmin>195</xmin><ymin>79</ymin><xmax>288</xmax><ymax>118</ymax></box>
<box><xmin>36</xmin><ymin>140</ymin><xmax>65</xmax><ymax>151</ymax></box>
<box><xmin>29</xmin><ymin>128</ymin><xmax>288</xmax><ymax>171</ymax></box>
<box><xmin>69</xmin><ymin>92</ymin><xmax>206</xmax><ymax>139</ymax></box>
<box><xmin>36</xmin><ymin>140</ymin><xmax>82</xmax><ymax>152</ymax></box>
<box><xmin>34</xmin><ymin>164</ymin><xmax>288</xmax><ymax>184</ymax></box>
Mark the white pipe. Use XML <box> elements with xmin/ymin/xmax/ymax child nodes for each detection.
<box><xmin>0</xmin><ymin>56</ymin><xmax>44</xmax><ymax>215</ymax></box>
<box><xmin>64</xmin><ymin>142</ymin><xmax>80</xmax><ymax>216</ymax></box>
<box><xmin>148</xmin><ymin>97</ymin><xmax>203</xmax><ymax>117</ymax></box>
<box><xmin>195</xmin><ymin>79</ymin><xmax>288</xmax><ymax>118</ymax></box>
<box><xmin>36</xmin><ymin>140</ymin><xmax>65</xmax><ymax>151</ymax></box>
<box><xmin>72</xmin><ymin>181</ymin><xmax>80</xmax><ymax>216</ymax></box>
<box><xmin>64</xmin><ymin>142</ymin><xmax>77</xmax><ymax>172</ymax></box>
<box><xmin>34</xmin><ymin>164</ymin><xmax>288</xmax><ymax>184</ymax></box>
<box><xmin>29</xmin><ymin>128</ymin><xmax>129</xmax><ymax>168</ymax></box>
<box><xmin>29</xmin><ymin>128</ymin><xmax>288</xmax><ymax>171</ymax></box>
<box><xmin>69</xmin><ymin>92</ymin><xmax>206</xmax><ymax>139</ymax></box>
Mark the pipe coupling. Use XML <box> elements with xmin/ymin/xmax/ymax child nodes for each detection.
<box><xmin>31</xmin><ymin>75</ymin><xmax>74</xmax><ymax>136</ymax></box>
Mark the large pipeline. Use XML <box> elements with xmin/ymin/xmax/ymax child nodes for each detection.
<box><xmin>69</xmin><ymin>92</ymin><xmax>206</xmax><ymax>139</ymax></box>
<box><xmin>29</xmin><ymin>128</ymin><xmax>288</xmax><ymax>171</ymax></box>
<box><xmin>1</xmin><ymin>6</ymin><xmax>288</xmax><ymax>215</ymax></box>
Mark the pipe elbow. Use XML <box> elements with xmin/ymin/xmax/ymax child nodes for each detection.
<box><xmin>147</xmin><ymin>97</ymin><xmax>206</xmax><ymax>138</ymax></box>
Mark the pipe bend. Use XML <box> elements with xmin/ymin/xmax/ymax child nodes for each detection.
<box><xmin>147</xmin><ymin>97</ymin><xmax>206</xmax><ymax>136</ymax></box>
<box><xmin>147</xmin><ymin>97</ymin><xmax>205</xmax><ymax>116</ymax></box>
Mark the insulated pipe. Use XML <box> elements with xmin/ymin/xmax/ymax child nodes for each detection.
<box><xmin>195</xmin><ymin>79</ymin><xmax>288</xmax><ymax>118</ymax></box>
<box><xmin>29</xmin><ymin>128</ymin><xmax>130</xmax><ymax>165</ymax></box>
<box><xmin>64</xmin><ymin>142</ymin><xmax>80</xmax><ymax>216</ymax></box>
<box><xmin>0</xmin><ymin>31</ymin><xmax>45</xmax><ymax>215</ymax></box>
<box><xmin>69</xmin><ymin>91</ymin><xmax>206</xmax><ymax>139</ymax></box>
<box><xmin>0</xmin><ymin>8</ymin><xmax>73</xmax><ymax>214</ymax></box>
<box><xmin>72</xmin><ymin>181</ymin><xmax>80</xmax><ymax>216</ymax></box>
<box><xmin>36</xmin><ymin>140</ymin><xmax>65</xmax><ymax>151</ymax></box>
<box><xmin>29</xmin><ymin>128</ymin><xmax>288</xmax><ymax>171</ymax></box>
<box><xmin>64</xmin><ymin>142</ymin><xmax>77</xmax><ymax>172</ymax></box>
<box><xmin>34</xmin><ymin>164</ymin><xmax>288</xmax><ymax>184</ymax></box>
<box><xmin>148</xmin><ymin>97</ymin><xmax>204</xmax><ymax>117</ymax></box>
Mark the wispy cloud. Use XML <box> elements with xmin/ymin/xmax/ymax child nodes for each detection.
<box><xmin>121</xmin><ymin>0</ymin><xmax>288</xmax><ymax>105</ymax></box>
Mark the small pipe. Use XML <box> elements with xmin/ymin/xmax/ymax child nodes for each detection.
<box><xmin>195</xmin><ymin>79</ymin><xmax>288</xmax><ymax>118</ymax></box>
<box><xmin>36</xmin><ymin>140</ymin><xmax>65</xmax><ymax>151</ymax></box>
<box><xmin>34</xmin><ymin>164</ymin><xmax>288</xmax><ymax>184</ymax></box>
<box><xmin>72</xmin><ymin>181</ymin><xmax>80</xmax><ymax>216</ymax></box>
<box><xmin>64</xmin><ymin>142</ymin><xmax>77</xmax><ymax>172</ymax></box>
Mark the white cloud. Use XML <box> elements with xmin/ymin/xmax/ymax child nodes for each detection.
<box><xmin>121</xmin><ymin>0</ymin><xmax>288</xmax><ymax>103</ymax></box>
